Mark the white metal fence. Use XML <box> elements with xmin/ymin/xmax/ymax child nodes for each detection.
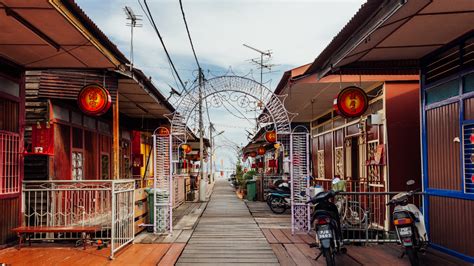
<box><xmin>22</xmin><ymin>179</ymin><xmax>134</xmax><ymax>259</ymax></box>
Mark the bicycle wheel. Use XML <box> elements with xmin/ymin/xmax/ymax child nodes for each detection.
<box><xmin>346</xmin><ymin>203</ymin><xmax>367</xmax><ymax>226</ymax></box>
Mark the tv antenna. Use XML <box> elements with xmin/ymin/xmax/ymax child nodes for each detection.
<box><xmin>243</xmin><ymin>44</ymin><xmax>274</xmax><ymax>132</ymax></box>
<box><xmin>124</xmin><ymin>6</ymin><xmax>142</xmax><ymax>71</ymax></box>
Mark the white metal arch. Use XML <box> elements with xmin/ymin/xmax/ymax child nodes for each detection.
<box><xmin>153</xmin><ymin>75</ymin><xmax>309</xmax><ymax>235</ymax></box>
<box><xmin>170</xmin><ymin>75</ymin><xmax>292</xmax><ymax>137</ymax></box>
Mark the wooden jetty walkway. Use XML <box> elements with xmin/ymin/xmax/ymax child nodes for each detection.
<box><xmin>176</xmin><ymin>179</ymin><xmax>279</xmax><ymax>265</ymax></box>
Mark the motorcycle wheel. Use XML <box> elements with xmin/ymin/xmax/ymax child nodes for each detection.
<box><xmin>269</xmin><ymin>197</ymin><xmax>287</xmax><ymax>214</ymax></box>
<box><xmin>405</xmin><ymin>247</ymin><xmax>419</xmax><ymax>266</ymax></box>
<box><xmin>266</xmin><ymin>195</ymin><xmax>273</xmax><ymax>207</ymax></box>
<box><xmin>322</xmin><ymin>247</ymin><xmax>335</xmax><ymax>266</ymax></box>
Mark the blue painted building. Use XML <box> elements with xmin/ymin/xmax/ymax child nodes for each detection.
<box><xmin>300</xmin><ymin>0</ymin><xmax>474</xmax><ymax>262</ymax></box>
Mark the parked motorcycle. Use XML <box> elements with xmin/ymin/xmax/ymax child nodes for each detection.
<box><xmin>268</xmin><ymin>188</ymin><xmax>290</xmax><ymax>214</ymax></box>
<box><xmin>387</xmin><ymin>180</ymin><xmax>428</xmax><ymax>266</ymax></box>
<box><xmin>265</xmin><ymin>180</ymin><xmax>290</xmax><ymax>208</ymax></box>
<box><xmin>306</xmin><ymin>187</ymin><xmax>345</xmax><ymax>266</ymax></box>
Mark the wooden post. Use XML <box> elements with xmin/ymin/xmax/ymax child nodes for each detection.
<box><xmin>113</xmin><ymin>90</ymin><xmax>120</xmax><ymax>179</ymax></box>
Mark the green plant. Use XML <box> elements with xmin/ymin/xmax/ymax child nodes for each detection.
<box><xmin>243</xmin><ymin>170</ymin><xmax>257</xmax><ymax>180</ymax></box>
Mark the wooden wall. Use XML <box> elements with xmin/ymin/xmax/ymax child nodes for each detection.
<box><xmin>0</xmin><ymin>197</ymin><xmax>20</xmax><ymax>246</ymax></box>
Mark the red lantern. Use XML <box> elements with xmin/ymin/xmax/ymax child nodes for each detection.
<box><xmin>257</xmin><ymin>161</ymin><xmax>264</xmax><ymax>168</ymax></box>
<box><xmin>182</xmin><ymin>144</ymin><xmax>192</xmax><ymax>154</ymax></box>
<box><xmin>334</xmin><ymin>86</ymin><xmax>368</xmax><ymax>118</ymax></box>
<box><xmin>249</xmin><ymin>151</ymin><xmax>257</xmax><ymax>158</ymax></box>
<box><xmin>265</xmin><ymin>131</ymin><xmax>277</xmax><ymax>143</ymax></box>
<box><xmin>157</xmin><ymin>127</ymin><xmax>170</xmax><ymax>137</ymax></box>
<box><xmin>251</xmin><ymin>163</ymin><xmax>257</xmax><ymax>168</ymax></box>
<box><xmin>77</xmin><ymin>84</ymin><xmax>112</xmax><ymax>116</ymax></box>
<box><xmin>257</xmin><ymin>147</ymin><xmax>266</xmax><ymax>155</ymax></box>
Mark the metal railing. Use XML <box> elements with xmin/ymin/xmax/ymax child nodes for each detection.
<box><xmin>309</xmin><ymin>191</ymin><xmax>423</xmax><ymax>244</ymax></box>
<box><xmin>0</xmin><ymin>131</ymin><xmax>21</xmax><ymax>195</ymax></box>
<box><xmin>173</xmin><ymin>174</ymin><xmax>186</xmax><ymax>208</ymax></box>
<box><xmin>22</xmin><ymin>179</ymin><xmax>135</xmax><ymax>259</ymax></box>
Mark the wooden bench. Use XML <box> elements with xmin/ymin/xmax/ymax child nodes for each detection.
<box><xmin>12</xmin><ymin>226</ymin><xmax>101</xmax><ymax>250</ymax></box>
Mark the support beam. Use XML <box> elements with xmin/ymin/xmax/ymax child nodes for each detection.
<box><xmin>113</xmin><ymin>90</ymin><xmax>120</xmax><ymax>179</ymax></box>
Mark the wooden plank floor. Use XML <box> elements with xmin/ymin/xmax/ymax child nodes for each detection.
<box><xmin>0</xmin><ymin>243</ymin><xmax>185</xmax><ymax>266</ymax></box>
<box><xmin>176</xmin><ymin>179</ymin><xmax>279</xmax><ymax>265</ymax></box>
<box><xmin>253</xmin><ymin>200</ymin><xmax>471</xmax><ymax>266</ymax></box>
<box><xmin>134</xmin><ymin>202</ymin><xmax>207</xmax><ymax>244</ymax></box>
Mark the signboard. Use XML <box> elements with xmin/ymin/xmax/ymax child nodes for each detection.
<box><xmin>334</xmin><ymin>86</ymin><xmax>368</xmax><ymax>118</ymax></box>
<box><xmin>31</xmin><ymin>123</ymin><xmax>54</xmax><ymax>155</ymax></box>
<box><xmin>77</xmin><ymin>84</ymin><xmax>112</xmax><ymax>116</ymax></box>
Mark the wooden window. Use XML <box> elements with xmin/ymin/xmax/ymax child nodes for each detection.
<box><xmin>0</xmin><ymin>98</ymin><xmax>19</xmax><ymax>133</ymax></box>
<box><xmin>317</xmin><ymin>150</ymin><xmax>325</xmax><ymax>179</ymax></box>
<box><xmin>101</xmin><ymin>154</ymin><xmax>110</xmax><ymax>179</ymax></box>
<box><xmin>72</xmin><ymin>152</ymin><xmax>83</xmax><ymax>180</ymax></box>
<box><xmin>334</xmin><ymin>147</ymin><xmax>344</xmax><ymax>178</ymax></box>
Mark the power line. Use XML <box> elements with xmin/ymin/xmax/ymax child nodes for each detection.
<box><xmin>179</xmin><ymin>0</ymin><xmax>201</xmax><ymax>70</ymax></box>
<box><xmin>138</xmin><ymin>0</ymin><xmax>187</xmax><ymax>92</ymax></box>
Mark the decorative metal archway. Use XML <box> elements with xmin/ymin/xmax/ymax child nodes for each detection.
<box><xmin>152</xmin><ymin>75</ymin><xmax>310</xmax><ymax>235</ymax></box>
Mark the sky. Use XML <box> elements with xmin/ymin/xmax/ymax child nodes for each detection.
<box><xmin>76</xmin><ymin>0</ymin><xmax>365</xmax><ymax>169</ymax></box>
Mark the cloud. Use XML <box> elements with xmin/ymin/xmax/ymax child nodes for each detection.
<box><xmin>75</xmin><ymin>0</ymin><xmax>366</xmax><ymax>167</ymax></box>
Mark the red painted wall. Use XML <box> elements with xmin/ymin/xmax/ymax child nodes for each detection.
<box><xmin>385</xmin><ymin>82</ymin><xmax>422</xmax><ymax>191</ymax></box>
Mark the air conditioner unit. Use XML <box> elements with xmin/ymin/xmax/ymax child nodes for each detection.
<box><xmin>368</xmin><ymin>113</ymin><xmax>383</xmax><ymax>125</ymax></box>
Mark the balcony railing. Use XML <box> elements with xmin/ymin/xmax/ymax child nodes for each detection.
<box><xmin>22</xmin><ymin>179</ymin><xmax>135</xmax><ymax>258</ymax></box>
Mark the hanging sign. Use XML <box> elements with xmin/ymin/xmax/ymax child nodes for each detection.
<box><xmin>30</xmin><ymin>123</ymin><xmax>54</xmax><ymax>155</ymax></box>
<box><xmin>77</xmin><ymin>84</ymin><xmax>112</xmax><ymax>116</ymax></box>
<box><xmin>265</xmin><ymin>131</ymin><xmax>277</xmax><ymax>143</ymax></box>
<box><xmin>334</xmin><ymin>86</ymin><xmax>368</xmax><ymax>118</ymax></box>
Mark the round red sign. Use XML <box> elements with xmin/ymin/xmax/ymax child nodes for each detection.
<box><xmin>77</xmin><ymin>84</ymin><xmax>112</xmax><ymax>116</ymax></box>
<box><xmin>335</xmin><ymin>86</ymin><xmax>368</xmax><ymax>118</ymax></box>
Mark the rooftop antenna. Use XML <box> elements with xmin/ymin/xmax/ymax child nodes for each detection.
<box><xmin>124</xmin><ymin>6</ymin><xmax>142</xmax><ymax>72</ymax></box>
<box><xmin>243</xmin><ymin>43</ymin><xmax>274</xmax><ymax>131</ymax></box>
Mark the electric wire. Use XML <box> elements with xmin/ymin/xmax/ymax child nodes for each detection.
<box><xmin>179</xmin><ymin>0</ymin><xmax>201</xmax><ymax>70</ymax></box>
<box><xmin>138</xmin><ymin>0</ymin><xmax>188</xmax><ymax>92</ymax></box>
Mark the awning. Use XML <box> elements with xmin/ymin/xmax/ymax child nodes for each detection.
<box><xmin>0</xmin><ymin>0</ymin><xmax>128</xmax><ymax>69</ymax></box>
<box><xmin>279</xmin><ymin>72</ymin><xmax>418</xmax><ymax>122</ymax></box>
<box><xmin>118</xmin><ymin>68</ymin><xmax>174</xmax><ymax>119</ymax></box>
<box><xmin>305</xmin><ymin>0</ymin><xmax>474</xmax><ymax>77</ymax></box>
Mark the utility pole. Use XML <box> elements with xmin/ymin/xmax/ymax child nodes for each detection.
<box><xmin>209</xmin><ymin>123</ymin><xmax>214</xmax><ymax>185</ymax></box>
<box><xmin>198</xmin><ymin>68</ymin><xmax>206</xmax><ymax>202</ymax></box>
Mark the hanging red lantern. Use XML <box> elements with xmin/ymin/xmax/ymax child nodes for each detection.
<box><xmin>265</xmin><ymin>131</ymin><xmax>277</xmax><ymax>143</ymax></box>
<box><xmin>251</xmin><ymin>163</ymin><xmax>257</xmax><ymax>168</ymax></box>
<box><xmin>257</xmin><ymin>146</ymin><xmax>266</xmax><ymax>155</ymax></box>
<box><xmin>157</xmin><ymin>127</ymin><xmax>170</xmax><ymax>137</ymax></box>
<box><xmin>257</xmin><ymin>161</ymin><xmax>264</xmax><ymax>168</ymax></box>
<box><xmin>181</xmin><ymin>143</ymin><xmax>192</xmax><ymax>154</ymax></box>
<box><xmin>77</xmin><ymin>84</ymin><xmax>112</xmax><ymax>116</ymax></box>
<box><xmin>249</xmin><ymin>151</ymin><xmax>257</xmax><ymax>158</ymax></box>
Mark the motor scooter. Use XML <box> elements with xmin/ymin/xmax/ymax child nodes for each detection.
<box><xmin>306</xmin><ymin>187</ymin><xmax>345</xmax><ymax>266</ymax></box>
<box><xmin>387</xmin><ymin>180</ymin><xmax>428</xmax><ymax>266</ymax></box>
